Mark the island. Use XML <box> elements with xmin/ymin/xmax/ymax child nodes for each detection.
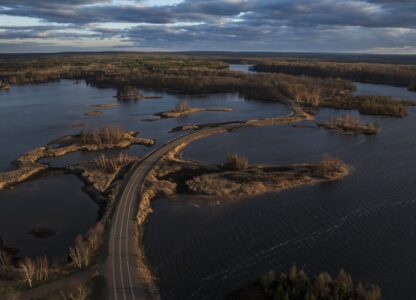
<box><xmin>0</xmin><ymin>126</ymin><xmax>155</xmax><ymax>191</ymax></box>
<box><xmin>154</xmin><ymin>100</ymin><xmax>233</xmax><ymax>119</ymax></box>
<box><xmin>317</xmin><ymin>114</ymin><xmax>380</xmax><ymax>135</ymax></box>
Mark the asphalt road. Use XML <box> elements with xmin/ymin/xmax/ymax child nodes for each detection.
<box><xmin>106</xmin><ymin>101</ymin><xmax>300</xmax><ymax>300</ymax></box>
<box><xmin>106</xmin><ymin>126</ymin><xmax>232</xmax><ymax>300</ymax></box>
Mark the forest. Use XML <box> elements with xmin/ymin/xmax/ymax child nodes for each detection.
<box><xmin>253</xmin><ymin>60</ymin><xmax>416</xmax><ymax>91</ymax></box>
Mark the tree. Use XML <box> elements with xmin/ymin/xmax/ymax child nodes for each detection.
<box><xmin>19</xmin><ymin>257</ymin><xmax>36</xmax><ymax>287</ymax></box>
<box><xmin>35</xmin><ymin>256</ymin><xmax>49</xmax><ymax>281</ymax></box>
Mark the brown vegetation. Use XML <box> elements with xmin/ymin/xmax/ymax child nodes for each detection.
<box><xmin>317</xmin><ymin>155</ymin><xmax>346</xmax><ymax>179</ymax></box>
<box><xmin>223</xmin><ymin>153</ymin><xmax>249</xmax><ymax>171</ymax></box>
<box><xmin>0</xmin><ymin>54</ymin><xmax>352</xmax><ymax>110</ymax></box>
<box><xmin>80</xmin><ymin>126</ymin><xmax>125</xmax><ymax>146</ymax></box>
<box><xmin>156</xmin><ymin>100</ymin><xmax>233</xmax><ymax>119</ymax></box>
<box><xmin>94</xmin><ymin>153</ymin><xmax>130</xmax><ymax>173</ymax></box>
<box><xmin>0</xmin><ymin>126</ymin><xmax>153</xmax><ymax>191</ymax></box>
<box><xmin>60</xmin><ymin>281</ymin><xmax>90</xmax><ymax>300</ymax></box>
<box><xmin>318</xmin><ymin>114</ymin><xmax>380</xmax><ymax>135</ymax></box>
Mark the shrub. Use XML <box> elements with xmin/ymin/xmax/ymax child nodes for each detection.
<box><xmin>116</xmin><ymin>85</ymin><xmax>142</xmax><ymax>100</ymax></box>
<box><xmin>230</xmin><ymin>265</ymin><xmax>381</xmax><ymax>300</ymax></box>
<box><xmin>223</xmin><ymin>153</ymin><xmax>249</xmax><ymax>171</ymax></box>
<box><xmin>174</xmin><ymin>100</ymin><xmax>190</xmax><ymax>112</ymax></box>
<box><xmin>317</xmin><ymin>154</ymin><xmax>345</xmax><ymax>178</ymax></box>
<box><xmin>80</xmin><ymin>126</ymin><xmax>125</xmax><ymax>146</ymax></box>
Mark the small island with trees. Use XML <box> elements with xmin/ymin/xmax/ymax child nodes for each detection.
<box><xmin>317</xmin><ymin>115</ymin><xmax>380</xmax><ymax>135</ymax></box>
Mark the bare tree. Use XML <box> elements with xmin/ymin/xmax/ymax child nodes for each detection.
<box><xmin>69</xmin><ymin>236</ymin><xmax>85</xmax><ymax>269</ymax></box>
<box><xmin>35</xmin><ymin>256</ymin><xmax>49</xmax><ymax>281</ymax></box>
<box><xmin>19</xmin><ymin>257</ymin><xmax>36</xmax><ymax>287</ymax></box>
<box><xmin>86</xmin><ymin>222</ymin><xmax>105</xmax><ymax>252</ymax></box>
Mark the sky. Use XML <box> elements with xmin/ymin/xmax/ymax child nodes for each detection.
<box><xmin>1</xmin><ymin>0</ymin><xmax>416</xmax><ymax>53</ymax></box>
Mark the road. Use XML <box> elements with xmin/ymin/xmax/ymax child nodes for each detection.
<box><xmin>106</xmin><ymin>100</ymin><xmax>301</xmax><ymax>300</ymax></box>
<box><xmin>106</xmin><ymin>126</ymin><xmax>232</xmax><ymax>300</ymax></box>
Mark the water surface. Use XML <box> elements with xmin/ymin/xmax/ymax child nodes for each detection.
<box><xmin>0</xmin><ymin>173</ymin><xmax>98</xmax><ymax>258</ymax></box>
<box><xmin>0</xmin><ymin>80</ymin><xmax>287</xmax><ymax>170</ymax></box>
<box><xmin>145</xmin><ymin>81</ymin><xmax>416</xmax><ymax>299</ymax></box>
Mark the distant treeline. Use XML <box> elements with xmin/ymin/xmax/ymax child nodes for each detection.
<box><xmin>0</xmin><ymin>54</ymin><xmax>352</xmax><ymax>105</ymax></box>
<box><xmin>253</xmin><ymin>60</ymin><xmax>416</xmax><ymax>91</ymax></box>
<box><xmin>228</xmin><ymin>265</ymin><xmax>381</xmax><ymax>300</ymax></box>
<box><xmin>0</xmin><ymin>54</ymin><xmax>413</xmax><ymax>117</ymax></box>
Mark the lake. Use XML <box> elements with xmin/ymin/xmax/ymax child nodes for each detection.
<box><xmin>145</xmin><ymin>71</ymin><xmax>416</xmax><ymax>299</ymax></box>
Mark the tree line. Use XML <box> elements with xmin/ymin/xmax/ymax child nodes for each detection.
<box><xmin>229</xmin><ymin>265</ymin><xmax>381</xmax><ymax>300</ymax></box>
<box><xmin>253</xmin><ymin>60</ymin><xmax>416</xmax><ymax>91</ymax></box>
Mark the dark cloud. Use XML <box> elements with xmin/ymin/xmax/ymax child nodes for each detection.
<box><xmin>1</xmin><ymin>0</ymin><xmax>416</xmax><ymax>53</ymax></box>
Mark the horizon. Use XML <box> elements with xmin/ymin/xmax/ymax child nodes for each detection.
<box><xmin>1</xmin><ymin>0</ymin><xmax>416</xmax><ymax>54</ymax></box>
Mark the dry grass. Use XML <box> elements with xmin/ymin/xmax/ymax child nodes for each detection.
<box><xmin>223</xmin><ymin>153</ymin><xmax>249</xmax><ymax>171</ymax></box>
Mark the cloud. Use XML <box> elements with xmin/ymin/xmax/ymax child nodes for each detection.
<box><xmin>1</xmin><ymin>0</ymin><xmax>416</xmax><ymax>53</ymax></box>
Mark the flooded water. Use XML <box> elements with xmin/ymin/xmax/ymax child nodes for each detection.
<box><xmin>0</xmin><ymin>79</ymin><xmax>287</xmax><ymax>258</ymax></box>
<box><xmin>354</xmin><ymin>82</ymin><xmax>416</xmax><ymax>100</ymax></box>
<box><xmin>0</xmin><ymin>173</ymin><xmax>98</xmax><ymax>258</ymax></box>
<box><xmin>229</xmin><ymin>64</ymin><xmax>254</xmax><ymax>73</ymax></box>
<box><xmin>0</xmin><ymin>80</ymin><xmax>288</xmax><ymax>171</ymax></box>
<box><xmin>145</xmin><ymin>81</ymin><xmax>416</xmax><ymax>299</ymax></box>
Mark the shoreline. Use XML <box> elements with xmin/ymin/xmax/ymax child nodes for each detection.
<box><xmin>0</xmin><ymin>131</ymin><xmax>155</xmax><ymax>191</ymax></box>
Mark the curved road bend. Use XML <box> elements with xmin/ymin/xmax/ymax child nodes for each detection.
<box><xmin>106</xmin><ymin>101</ymin><xmax>301</xmax><ymax>300</ymax></box>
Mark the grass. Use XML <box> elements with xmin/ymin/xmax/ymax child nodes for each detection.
<box><xmin>223</xmin><ymin>153</ymin><xmax>249</xmax><ymax>171</ymax></box>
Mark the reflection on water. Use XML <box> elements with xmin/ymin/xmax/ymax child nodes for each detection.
<box><xmin>145</xmin><ymin>79</ymin><xmax>416</xmax><ymax>300</ymax></box>
<box><xmin>0</xmin><ymin>173</ymin><xmax>98</xmax><ymax>258</ymax></box>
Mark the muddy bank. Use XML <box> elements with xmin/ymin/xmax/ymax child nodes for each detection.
<box><xmin>155</xmin><ymin>107</ymin><xmax>233</xmax><ymax>119</ymax></box>
<box><xmin>170</xmin><ymin>111</ymin><xmax>312</xmax><ymax>133</ymax></box>
<box><xmin>0</xmin><ymin>130</ymin><xmax>154</xmax><ymax>191</ymax></box>
<box><xmin>84</xmin><ymin>111</ymin><xmax>103</xmax><ymax>117</ymax></box>
<box><xmin>93</xmin><ymin>103</ymin><xmax>118</xmax><ymax>108</ymax></box>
